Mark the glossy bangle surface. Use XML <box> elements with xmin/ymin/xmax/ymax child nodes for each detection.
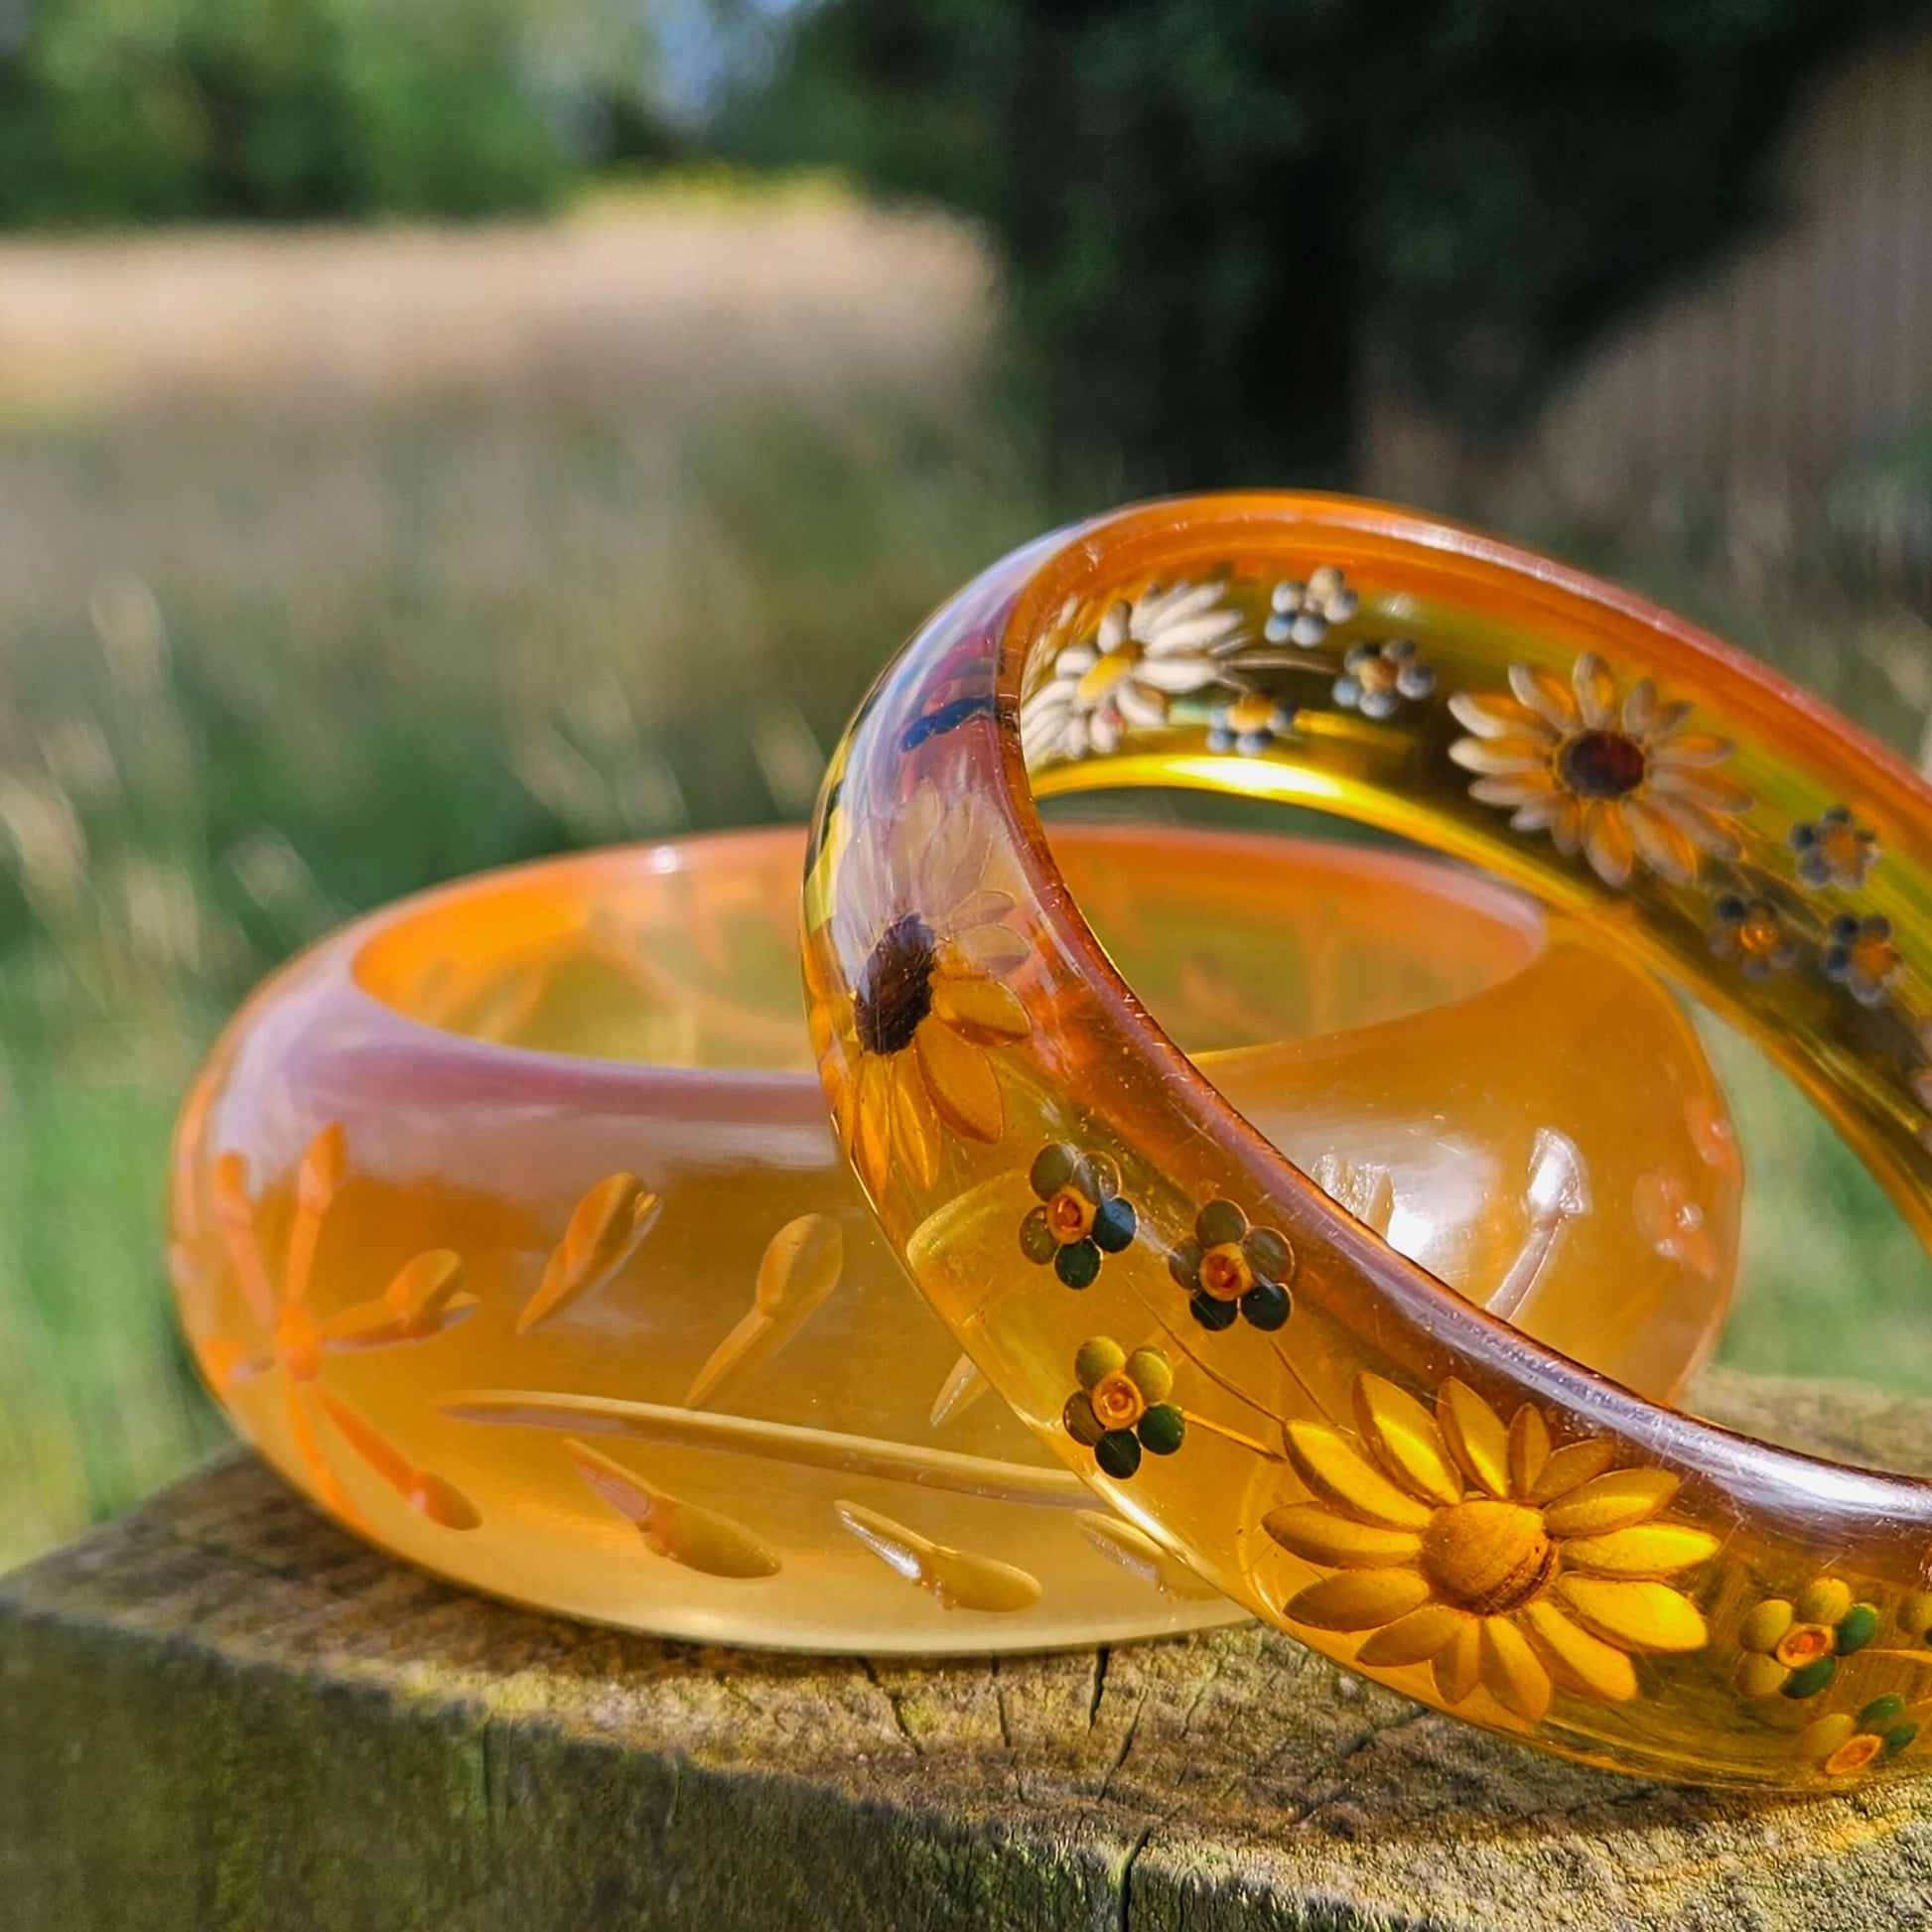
<box><xmin>171</xmin><ymin>820</ymin><xmax>1732</xmax><ymax>1652</ymax></box>
<box><xmin>803</xmin><ymin>493</ymin><xmax>1932</xmax><ymax>1780</ymax></box>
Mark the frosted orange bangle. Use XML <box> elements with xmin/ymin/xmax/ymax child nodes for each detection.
<box><xmin>804</xmin><ymin>493</ymin><xmax>1932</xmax><ymax>1783</ymax></box>
<box><xmin>171</xmin><ymin>822</ymin><xmax>1732</xmax><ymax>1652</ymax></box>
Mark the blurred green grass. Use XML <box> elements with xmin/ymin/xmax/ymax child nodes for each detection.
<box><xmin>2</xmin><ymin>203</ymin><xmax>1931</xmax><ymax>1572</ymax></box>
<box><xmin>0</xmin><ymin>339</ymin><xmax>1050</xmax><ymax>1569</ymax></box>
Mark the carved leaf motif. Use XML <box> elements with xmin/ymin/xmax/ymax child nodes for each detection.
<box><xmin>1073</xmin><ymin>1510</ymin><xmax>1222</xmax><ymax>1600</ymax></box>
<box><xmin>928</xmin><ymin>1351</ymin><xmax>989</xmax><ymax>1429</ymax></box>
<box><xmin>684</xmin><ymin>1214</ymin><xmax>844</xmax><ymax>1409</ymax></box>
<box><xmin>315</xmin><ymin>1388</ymin><xmax>482</xmax><ymax>1532</ymax></box>
<box><xmin>566</xmin><ymin>1439</ymin><xmax>780</xmax><ymax>1579</ymax></box>
<box><xmin>517</xmin><ymin>1173</ymin><xmax>660</xmax><ymax>1334</ymax></box>
<box><xmin>326</xmin><ymin>1249</ymin><xmax>477</xmax><ymax>1350</ymax></box>
<box><xmin>834</xmin><ymin>1500</ymin><xmax>1041</xmax><ymax>1612</ymax></box>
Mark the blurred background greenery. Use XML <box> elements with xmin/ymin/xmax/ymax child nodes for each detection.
<box><xmin>1</xmin><ymin>0</ymin><xmax>1931</xmax><ymax>1569</ymax></box>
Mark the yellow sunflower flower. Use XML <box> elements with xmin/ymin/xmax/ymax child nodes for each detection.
<box><xmin>1265</xmin><ymin>1374</ymin><xmax>1715</xmax><ymax>1723</ymax></box>
<box><xmin>816</xmin><ymin>780</ymin><xmax>1033</xmax><ymax>1193</ymax></box>
<box><xmin>1448</xmin><ymin>653</ymin><xmax>1750</xmax><ymax>890</ymax></box>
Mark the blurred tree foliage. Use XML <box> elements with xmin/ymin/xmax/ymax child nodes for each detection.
<box><xmin>0</xmin><ymin>0</ymin><xmax>669</xmax><ymax>224</ymax></box>
<box><xmin>730</xmin><ymin>0</ymin><xmax>1932</xmax><ymax>485</ymax></box>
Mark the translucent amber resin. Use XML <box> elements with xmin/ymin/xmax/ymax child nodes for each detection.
<box><xmin>804</xmin><ymin>493</ymin><xmax>1932</xmax><ymax>1780</ymax></box>
<box><xmin>173</xmin><ymin>822</ymin><xmax>1732</xmax><ymax>1651</ymax></box>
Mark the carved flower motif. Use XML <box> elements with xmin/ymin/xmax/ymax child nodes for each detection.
<box><xmin>1790</xmin><ymin>806</ymin><xmax>1878</xmax><ymax>891</ymax></box>
<box><xmin>1709</xmin><ymin>896</ymin><xmax>1797</xmax><ymax>980</ymax></box>
<box><xmin>1266</xmin><ymin>1375</ymin><xmax>1715</xmax><ymax>1721</ymax></box>
<box><xmin>817</xmin><ymin>781</ymin><xmax>1033</xmax><ymax>1194</ymax></box>
<box><xmin>1333</xmin><ymin>637</ymin><xmax>1434</xmax><ymax>719</ymax></box>
<box><xmin>1798</xmin><ymin>1697</ymin><xmax>1920</xmax><ymax>1777</ymax></box>
<box><xmin>1168</xmin><ymin>1198</ymin><xmax>1293</xmax><ymax>1332</ymax></box>
<box><xmin>201</xmin><ymin>1125</ymin><xmax>481</xmax><ymax>1533</ymax></box>
<box><xmin>1733</xmin><ymin>1579</ymin><xmax>1878</xmax><ymax>1700</ymax></box>
<box><xmin>1206</xmin><ymin>689</ymin><xmax>1293</xmax><ymax>757</ymax></box>
<box><xmin>1265</xmin><ymin>565</ymin><xmax>1357</xmax><ymax>647</ymax></box>
<box><xmin>1020</xmin><ymin>1142</ymin><xmax>1138</xmax><ymax>1288</ymax></box>
<box><xmin>1449</xmin><ymin>654</ymin><xmax>1749</xmax><ymax>890</ymax></box>
<box><xmin>1823</xmin><ymin>912</ymin><xmax>1901</xmax><ymax>1007</ymax></box>
<box><xmin>1021</xmin><ymin>582</ymin><xmax>1244</xmax><ymax>764</ymax></box>
<box><xmin>1062</xmin><ymin>1336</ymin><xmax>1185</xmax><ymax>1479</ymax></box>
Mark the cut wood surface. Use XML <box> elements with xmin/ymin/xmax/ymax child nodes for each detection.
<box><xmin>8</xmin><ymin>1366</ymin><xmax>1932</xmax><ymax>1931</ymax></box>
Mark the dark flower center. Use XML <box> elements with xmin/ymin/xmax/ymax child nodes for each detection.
<box><xmin>854</xmin><ymin>912</ymin><xmax>937</xmax><ymax>1056</ymax></box>
<box><xmin>1558</xmin><ymin>728</ymin><xmax>1647</xmax><ymax>799</ymax></box>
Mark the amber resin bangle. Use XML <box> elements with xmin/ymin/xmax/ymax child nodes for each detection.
<box><xmin>803</xmin><ymin>492</ymin><xmax>1932</xmax><ymax>1782</ymax></box>
<box><xmin>171</xmin><ymin>821</ymin><xmax>1731</xmax><ymax>1652</ymax></box>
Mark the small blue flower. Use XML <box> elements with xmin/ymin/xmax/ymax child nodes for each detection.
<box><xmin>1264</xmin><ymin>565</ymin><xmax>1356</xmax><ymax>647</ymax></box>
<box><xmin>1790</xmin><ymin>806</ymin><xmax>1878</xmax><ymax>891</ymax></box>
<box><xmin>1207</xmin><ymin>690</ymin><xmax>1292</xmax><ymax>756</ymax></box>
<box><xmin>1332</xmin><ymin>638</ymin><xmax>1434</xmax><ymax>720</ymax></box>
<box><xmin>1823</xmin><ymin>912</ymin><xmax>1900</xmax><ymax>1006</ymax></box>
<box><xmin>1709</xmin><ymin>896</ymin><xmax>1796</xmax><ymax>980</ymax></box>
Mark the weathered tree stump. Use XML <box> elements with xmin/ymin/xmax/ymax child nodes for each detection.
<box><xmin>8</xmin><ymin>1367</ymin><xmax>1932</xmax><ymax>1930</ymax></box>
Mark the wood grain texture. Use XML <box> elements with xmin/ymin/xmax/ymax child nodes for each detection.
<box><xmin>8</xmin><ymin>1367</ymin><xmax>1932</xmax><ymax>1931</ymax></box>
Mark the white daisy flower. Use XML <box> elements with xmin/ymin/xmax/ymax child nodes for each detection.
<box><xmin>1021</xmin><ymin>582</ymin><xmax>1244</xmax><ymax>764</ymax></box>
